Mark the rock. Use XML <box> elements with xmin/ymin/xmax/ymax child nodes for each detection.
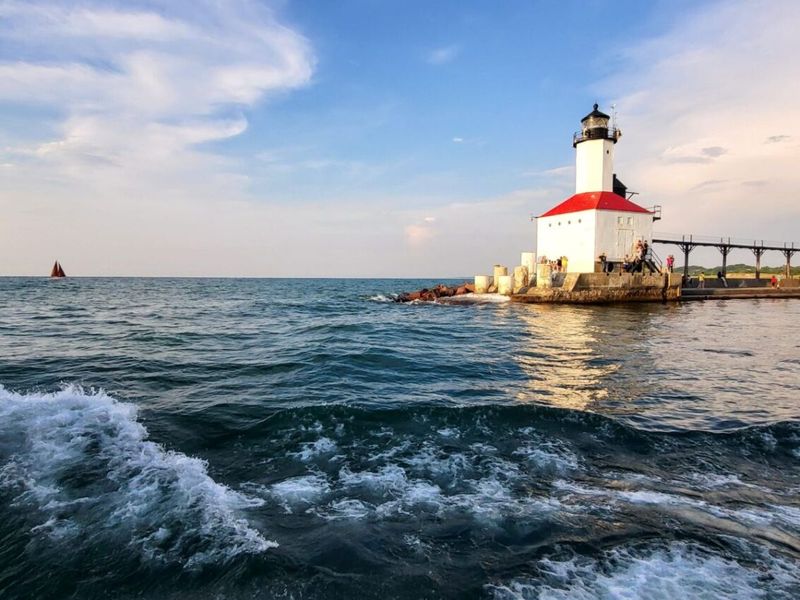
<box><xmin>395</xmin><ymin>281</ymin><xmax>474</xmax><ymax>302</ymax></box>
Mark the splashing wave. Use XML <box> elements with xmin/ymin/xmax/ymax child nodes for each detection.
<box><xmin>0</xmin><ymin>385</ymin><xmax>276</xmax><ymax>569</ymax></box>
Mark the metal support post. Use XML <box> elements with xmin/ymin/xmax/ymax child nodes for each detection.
<box><xmin>782</xmin><ymin>245</ymin><xmax>796</xmax><ymax>279</ymax></box>
<box><xmin>715</xmin><ymin>238</ymin><xmax>731</xmax><ymax>276</ymax></box>
<box><xmin>679</xmin><ymin>235</ymin><xmax>696</xmax><ymax>284</ymax></box>
<box><xmin>752</xmin><ymin>244</ymin><xmax>766</xmax><ymax>279</ymax></box>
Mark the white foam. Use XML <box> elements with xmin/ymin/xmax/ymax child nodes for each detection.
<box><xmin>368</xmin><ymin>294</ymin><xmax>397</xmax><ymax>302</ymax></box>
<box><xmin>269</xmin><ymin>474</ymin><xmax>330</xmax><ymax>513</ymax></box>
<box><xmin>552</xmin><ymin>479</ymin><xmax>800</xmax><ymax>545</ymax></box>
<box><xmin>314</xmin><ymin>498</ymin><xmax>372</xmax><ymax>520</ymax></box>
<box><xmin>325</xmin><ymin>452</ymin><xmax>559</xmax><ymax>524</ymax></box>
<box><xmin>687</xmin><ymin>473</ymin><xmax>751</xmax><ymax>489</ymax></box>
<box><xmin>488</xmin><ymin>542</ymin><xmax>800</xmax><ymax>599</ymax></box>
<box><xmin>440</xmin><ymin>293</ymin><xmax>511</xmax><ymax>304</ymax></box>
<box><xmin>339</xmin><ymin>464</ymin><xmax>409</xmax><ymax>493</ymax></box>
<box><xmin>404</xmin><ymin>443</ymin><xmax>474</xmax><ymax>483</ymax></box>
<box><xmin>375</xmin><ymin>481</ymin><xmax>443</xmax><ymax>518</ymax></box>
<box><xmin>436</xmin><ymin>427</ymin><xmax>460</xmax><ymax>438</ymax></box>
<box><xmin>617</xmin><ymin>489</ymin><xmax>695</xmax><ymax>506</ymax></box>
<box><xmin>512</xmin><ymin>437</ymin><xmax>579</xmax><ymax>475</ymax></box>
<box><xmin>292</xmin><ymin>437</ymin><xmax>338</xmax><ymax>462</ymax></box>
<box><xmin>0</xmin><ymin>385</ymin><xmax>276</xmax><ymax>567</ymax></box>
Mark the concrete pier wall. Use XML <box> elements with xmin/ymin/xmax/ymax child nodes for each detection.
<box><xmin>681</xmin><ymin>287</ymin><xmax>800</xmax><ymax>300</ymax></box>
<box><xmin>512</xmin><ymin>272</ymin><xmax>681</xmax><ymax>304</ymax></box>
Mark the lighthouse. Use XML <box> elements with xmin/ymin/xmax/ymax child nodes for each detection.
<box><xmin>536</xmin><ymin>104</ymin><xmax>655</xmax><ymax>273</ymax></box>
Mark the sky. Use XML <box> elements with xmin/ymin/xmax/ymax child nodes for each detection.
<box><xmin>1</xmin><ymin>0</ymin><xmax>798</xmax><ymax>277</ymax></box>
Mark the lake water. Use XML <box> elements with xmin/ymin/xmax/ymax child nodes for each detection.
<box><xmin>1</xmin><ymin>277</ymin><xmax>799</xmax><ymax>599</ymax></box>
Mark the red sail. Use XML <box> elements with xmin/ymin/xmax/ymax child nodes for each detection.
<box><xmin>50</xmin><ymin>260</ymin><xmax>66</xmax><ymax>277</ymax></box>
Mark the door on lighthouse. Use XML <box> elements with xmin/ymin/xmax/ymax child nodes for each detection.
<box><xmin>616</xmin><ymin>229</ymin><xmax>634</xmax><ymax>260</ymax></box>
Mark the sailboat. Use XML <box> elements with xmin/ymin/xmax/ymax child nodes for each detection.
<box><xmin>50</xmin><ymin>260</ymin><xmax>66</xmax><ymax>278</ymax></box>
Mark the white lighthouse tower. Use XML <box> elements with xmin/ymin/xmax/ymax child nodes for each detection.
<box><xmin>536</xmin><ymin>104</ymin><xmax>655</xmax><ymax>273</ymax></box>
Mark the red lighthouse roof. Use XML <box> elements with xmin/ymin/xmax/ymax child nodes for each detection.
<box><xmin>539</xmin><ymin>191</ymin><xmax>651</xmax><ymax>218</ymax></box>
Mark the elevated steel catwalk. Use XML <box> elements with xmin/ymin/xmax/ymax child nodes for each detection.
<box><xmin>652</xmin><ymin>234</ymin><xmax>797</xmax><ymax>280</ymax></box>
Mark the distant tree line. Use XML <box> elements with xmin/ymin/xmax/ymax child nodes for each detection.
<box><xmin>685</xmin><ymin>263</ymin><xmax>800</xmax><ymax>276</ymax></box>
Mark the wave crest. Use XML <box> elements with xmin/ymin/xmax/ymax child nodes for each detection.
<box><xmin>0</xmin><ymin>385</ymin><xmax>276</xmax><ymax>568</ymax></box>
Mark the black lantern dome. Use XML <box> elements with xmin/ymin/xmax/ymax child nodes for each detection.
<box><xmin>573</xmin><ymin>103</ymin><xmax>620</xmax><ymax>147</ymax></box>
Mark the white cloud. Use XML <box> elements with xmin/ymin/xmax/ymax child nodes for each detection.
<box><xmin>427</xmin><ymin>44</ymin><xmax>460</xmax><ymax>65</ymax></box>
<box><xmin>0</xmin><ymin>0</ymin><xmax>317</xmax><ymax>275</ymax></box>
<box><xmin>600</xmin><ymin>0</ymin><xmax>800</xmax><ymax>248</ymax></box>
<box><xmin>452</xmin><ymin>137</ymin><xmax>464</xmax><ymax>143</ymax></box>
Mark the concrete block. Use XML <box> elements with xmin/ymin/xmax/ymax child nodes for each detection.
<box><xmin>536</xmin><ymin>263</ymin><xmax>552</xmax><ymax>288</ymax></box>
<box><xmin>513</xmin><ymin>265</ymin><xmax>529</xmax><ymax>292</ymax></box>
<box><xmin>474</xmin><ymin>275</ymin><xmax>492</xmax><ymax>294</ymax></box>
<box><xmin>493</xmin><ymin>265</ymin><xmax>508</xmax><ymax>281</ymax></box>
<box><xmin>520</xmin><ymin>252</ymin><xmax>536</xmax><ymax>279</ymax></box>
<box><xmin>497</xmin><ymin>275</ymin><xmax>513</xmax><ymax>296</ymax></box>
<box><xmin>563</xmin><ymin>273</ymin><xmax>580</xmax><ymax>292</ymax></box>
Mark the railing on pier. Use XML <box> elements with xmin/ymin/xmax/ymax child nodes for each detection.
<box><xmin>648</xmin><ymin>205</ymin><xmax>662</xmax><ymax>221</ymax></box>
<box><xmin>653</xmin><ymin>233</ymin><xmax>797</xmax><ymax>251</ymax></box>
<box><xmin>646</xmin><ymin>246</ymin><xmax>664</xmax><ymax>273</ymax></box>
<box><xmin>652</xmin><ymin>232</ymin><xmax>798</xmax><ymax>281</ymax></box>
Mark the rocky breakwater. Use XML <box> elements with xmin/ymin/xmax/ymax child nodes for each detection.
<box><xmin>395</xmin><ymin>283</ymin><xmax>475</xmax><ymax>303</ymax></box>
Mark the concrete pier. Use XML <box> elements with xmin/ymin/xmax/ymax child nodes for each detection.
<box><xmin>513</xmin><ymin>272</ymin><xmax>682</xmax><ymax>304</ymax></box>
<box><xmin>680</xmin><ymin>288</ymin><xmax>800</xmax><ymax>300</ymax></box>
<box><xmin>679</xmin><ymin>277</ymin><xmax>800</xmax><ymax>300</ymax></box>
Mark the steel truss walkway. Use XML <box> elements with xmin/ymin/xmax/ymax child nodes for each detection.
<box><xmin>652</xmin><ymin>234</ymin><xmax>798</xmax><ymax>280</ymax></box>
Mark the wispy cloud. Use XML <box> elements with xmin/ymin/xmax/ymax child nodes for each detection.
<box><xmin>601</xmin><ymin>0</ymin><xmax>800</xmax><ymax>242</ymax></box>
<box><xmin>0</xmin><ymin>1</ymin><xmax>313</xmax><ymax>182</ymax></box>
<box><xmin>427</xmin><ymin>44</ymin><xmax>460</xmax><ymax>65</ymax></box>
<box><xmin>0</xmin><ymin>0</ymin><xmax>316</xmax><ymax>275</ymax></box>
<box><xmin>765</xmin><ymin>135</ymin><xmax>791</xmax><ymax>144</ymax></box>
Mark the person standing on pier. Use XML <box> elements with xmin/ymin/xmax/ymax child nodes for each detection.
<box><xmin>666</xmin><ymin>254</ymin><xmax>675</xmax><ymax>273</ymax></box>
<box><xmin>717</xmin><ymin>271</ymin><xmax>728</xmax><ymax>287</ymax></box>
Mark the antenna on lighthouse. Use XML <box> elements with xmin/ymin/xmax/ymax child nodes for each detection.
<box><xmin>610</xmin><ymin>103</ymin><xmax>617</xmax><ymax>130</ymax></box>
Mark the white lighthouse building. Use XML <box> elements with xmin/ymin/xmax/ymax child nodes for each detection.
<box><xmin>536</xmin><ymin>104</ymin><xmax>655</xmax><ymax>273</ymax></box>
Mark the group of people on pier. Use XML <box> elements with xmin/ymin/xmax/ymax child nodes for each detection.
<box><xmin>598</xmin><ymin>239</ymin><xmax>664</xmax><ymax>274</ymax></box>
<box><xmin>538</xmin><ymin>255</ymin><xmax>569</xmax><ymax>273</ymax></box>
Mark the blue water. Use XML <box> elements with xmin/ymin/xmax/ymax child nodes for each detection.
<box><xmin>1</xmin><ymin>277</ymin><xmax>799</xmax><ymax>599</ymax></box>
